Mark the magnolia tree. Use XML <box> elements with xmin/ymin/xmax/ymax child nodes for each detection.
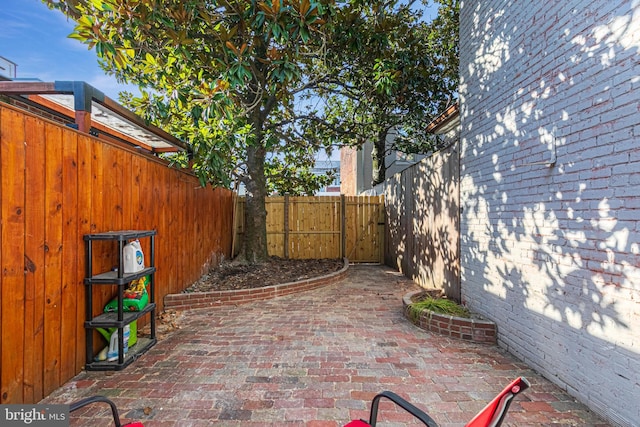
<box><xmin>306</xmin><ymin>0</ymin><xmax>459</xmax><ymax>185</ymax></box>
<box><xmin>45</xmin><ymin>0</ymin><xmax>458</xmax><ymax>263</ymax></box>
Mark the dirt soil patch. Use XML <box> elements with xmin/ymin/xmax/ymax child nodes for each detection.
<box><xmin>183</xmin><ymin>257</ymin><xmax>344</xmax><ymax>293</ymax></box>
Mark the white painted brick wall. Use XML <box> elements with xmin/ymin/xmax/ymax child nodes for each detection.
<box><xmin>459</xmin><ymin>1</ymin><xmax>640</xmax><ymax>426</ymax></box>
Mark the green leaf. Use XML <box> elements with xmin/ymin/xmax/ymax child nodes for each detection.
<box><xmin>50</xmin><ymin>0</ymin><xmax>458</xmax><ymax>260</ymax></box>
<box><xmin>300</xmin><ymin>26</ymin><xmax>309</xmax><ymax>43</ymax></box>
<box><xmin>89</xmin><ymin>0</ymin><xmax>104</xmax><ymax>10</ymax></box>
<box><xmin>68</xmin><ymin>32</ymin><xmax>87</xmax><ymax>42</ymax></box>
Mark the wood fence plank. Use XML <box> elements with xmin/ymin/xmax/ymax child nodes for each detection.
<box><xmin>173</xmin><ymin>169</ymin><xmax>182</xmax><ymax>294</ymax></box>
<box><xmin>130</xmin><ymin>154</ymin><xmax>142</xmax><ymax>228</ymax></box>
<box><xmin>185</xmin><ymin>174</ymin><xmax>193</xmax><ymax>292</ymax></box>
<box><xmin>109</xmin><ymin>146</ymin><xmax>125</xmax><ymax>232</ymax></box>
<box><xmin>155</xmin><ymin>162</ymin><xmax>168</xmax><ymax>300</ymax></box>
<box><xmin>316</xmin><ymin>198</ymin><xmax>324</xmax><ymax>258</ymax></box>
<box><xmin>310</xmin><ymin>197</ymin><xmax>319</xmax><ymax>258</ymax></box>
<box><xmin>353</xmin><ymin>198</ymin><xmax>361</xmax><ymax>261</ymax></box>
<box><xmin>321</xmin><ymin>197</ymin><xmax>330</xmax><ymax>258</ymax></box>
<box><xmin>300</xmin><ymin>199</ymin><xmax>309</xmax><ymax>258</ymax></box>
<box><xmin>169</xmin><ymin>168</ymin><xmax>178</xmax><ymax>289</ymax></box>
<box><xmin>60</xmin><ymin>129</ymin><xmax>78</xmax><ymax>383</ymax></box>
<box><xmin>122</xmin><ymin>152</ymin><xmax>133</xmax><ymax>231</ymax></box>
<box><xmin>0</xmin><ymin>107</ymin><xmax>26</xmax><ymax>403</ymax></box>
<box><xmin>107</xmin><ymin>146</ymin><xmax>125</xmax><ymax>315</ymax></box>
<box><xmin>357</xmin><ymin>198</ymin><xmax>365</xmax><ymax>261</ymax></box>
<box><xmin>376</xmin><ymin>196</ymin><xmax>383</xmax><ymax>260</ymax></box>
<box><xmin>330</xmin><ymin>198</ymin><xmax>339</xmax><ymax>257</ymax></box>
<box><xmin>301</xmin><ymin>198</ymin><xmax>310</xmax><ymax>259</ymax></box>
<box><xmin>43</xmin><ymin>122</ymin><xmax>63</xmax><ymax>397</ymax></box>
<box><xmin>289</xmin><ymin>198</ymin><xmax>297</xmax><ymax>257</ymax></box>
<box><xmin>136</xmin><ymin>157</ymin><xmax>153</xmax><ymax>318</ymax></box>
<box><xmin>23</xmin><ymin>115</ymin><xmax>46</xmax><ymax>402</ymax></box>
<box><xmin>187</xmin><ymin>182</ymin><xmax>196</xmax><ymax>287</ymax></box>
<box><xmin>319</xmin><ymin>198</ymin><xmax>325</xmax><ymax>258</ymax></box>
<box><xmin>290</xmin><ymin>198</ymin><xmax>297</xmax><ymax>257</ymax></box>
<box><xmin>269</xmin><ymin>197</ymin><xmax>284</xmax><ymax>257</ymax></box>
<box><xmin>142</xmin><ymin>161</ymin><xmax>158</xmax><ymax>310</ymax></box>
<box><xmin>90</xmin><ymin>140</ymin><xmax>110</xmax><ymax>352</ymax></box>
<box><xmin>362</xmin><ymin>198</ymin><xmax>370</xmax><ymax>260</ymax></box>
<box><xmin>345</xmin><ymin>197</ymin><xmax>355</xmax><ymax>260</ymax></box>
<box><xmin>407</xmin><ymin>171</ymin><xmax>414</xmax><ymax>276</ymax></box>
<box><xmin>90</xmin><ymin>140</ymin><xmax>104</xmax><ymax>237</ymax></box>
<box><xmin>138</xmin><ymin>156</ymin><xmax>152</xmax><ymax>233</ymax></box>
<box><xmin>306</xmin><ymin>198</ymin><xmax>314</xmax><ymax>258</ymax></box>
<box><xmin>76</xmin><ymin>134</ymin><xmax>92</xmax><ymax>372</ymax></box>
<box><xmin>330</xmin><ymin>198</ymin><xmax>340</xmax><ymax>258</ymax></box>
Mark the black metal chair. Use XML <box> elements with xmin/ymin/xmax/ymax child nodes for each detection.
<box><xmin>344</xmin><ymin>377</ymin><xmax>530</xmax><ymax>427</ymax></box>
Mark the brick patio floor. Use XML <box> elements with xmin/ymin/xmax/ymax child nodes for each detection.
<box><xmin>42</xmin><ymin>265</ymin><xmax>610</xmax><ymax>426</ymax></box>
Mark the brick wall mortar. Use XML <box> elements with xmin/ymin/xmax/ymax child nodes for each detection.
<box><xmin>459</xmin><ymin>1</ymin><xmax>640</xmax><ymax>425</ymax></box>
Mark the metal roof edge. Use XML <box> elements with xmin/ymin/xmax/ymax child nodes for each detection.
<box><xmin>0</xmin><ymin>80</ymin><xmax>189</xmax><ymax>153</ymax></box>
<box><xmin>426</xmin><ymin>103</ymin><xmax>460</xmax><ymax>134</ymax></box>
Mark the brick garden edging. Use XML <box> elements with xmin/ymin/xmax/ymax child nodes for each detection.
<box><xmin>403</xmin><ymin>290</ymin><xmax>497</xmax><ymax>344</ymax></box>
<box><xmin>164</xmin><ymin>258</ymin><xmax>349</xmax><ymax>311</ymax></box>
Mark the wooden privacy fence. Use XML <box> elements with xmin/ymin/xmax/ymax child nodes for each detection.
<box><xmin>384</xmin><ymin>142</ymin><xmax>460</xmax><ymax>300</ymax></box>
<box><xmin>235</xmin><ymin>195</ymin><xmax>384</xmax><ymax>262</ymax></box>
<box><xmin>0</xmin><ymin>103</ymin><xmax>234</xmax><ymax>404</ymax></box>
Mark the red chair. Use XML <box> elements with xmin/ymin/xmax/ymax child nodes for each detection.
<box><xmin>345</xmin><ymin>377</ymin><xmax>530</xmax><ymax>427</ymax></box>
<box><xmin>69</xmin><ymin>396</ymin><xmax>144</xmax><ymax>427</ymax></box>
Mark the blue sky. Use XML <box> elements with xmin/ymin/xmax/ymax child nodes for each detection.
<box><xmin>0</xmin><ymin>0</ymin><xmax>137</xmax><ymax>99</ymax></box>
<box><xmin>0</xmin><ymin>0</ymin><xmax>436</xmax><ymax>163</ymax></box>
<box><xmin>1</xmin><ymin>1</ymin><xmax>438</xmax><ymax>102</ymax></box>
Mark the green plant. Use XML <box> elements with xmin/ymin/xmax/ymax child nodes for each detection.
<box><xmin>408</xmin><ymin>296</ymin><xmax>470</xmax><ymax>320</ymax></box>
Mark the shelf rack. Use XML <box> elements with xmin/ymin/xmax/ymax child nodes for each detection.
<box><xmin>83</xmin><ymin>230</ymin><xmax>157</xmax><ymax>371</ymax></box>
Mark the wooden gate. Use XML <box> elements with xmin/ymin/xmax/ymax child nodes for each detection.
<box><xmin>342</xmin><ymin>195</ymin><xmax>384</xmax><ymax>262</ymax></box>
<box><xmin>235</xmin><ymin>195</ymin><xmax>384</xmax><ymax>262</ymax></box>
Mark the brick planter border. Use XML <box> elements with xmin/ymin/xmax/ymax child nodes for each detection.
<box><xmin>402</xmin><ymin>290</ymin><xmax>497</xmax><ymax>344</ymax></box>
<box><xmin>164</xmin><ymin>258</ymin><xmax>349</xmax><ymax>311</ymax></box>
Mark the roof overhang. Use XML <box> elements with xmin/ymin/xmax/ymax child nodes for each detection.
<box><xmin>426</xmin><ymin>103</ymin><xmax>460</xmax><ymax>135</ymax></box>
<box><xmin>0</xmin><ymin>80</ymin><xmax>188</xmax><ymax>153</ymax></box>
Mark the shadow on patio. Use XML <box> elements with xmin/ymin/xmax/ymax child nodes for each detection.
<box><xmin>42</xmin><ymin>265</ymin><xmax>609</xmax><ymax>427</ymax></box>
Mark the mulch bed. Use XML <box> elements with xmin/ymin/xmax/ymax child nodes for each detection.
<box><xmin>182</xmin><ymin>257</ymin><xmax>344</xmax><ymax>293</ymax></box>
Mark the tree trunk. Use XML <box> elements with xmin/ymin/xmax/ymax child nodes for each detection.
<box><xmin>238</xmin><ymin>44</ymin><xmax>271</xmax><ymax>264</ymax></box>
<box><xmin>371</xmin><ymin>130</ymin><xmax>387</xmax><ymax>186</ymax></box>
<box><xmin>242</xmin><ymin>144</ymin><xmax>269</xmax><ymax>264</ymax></box>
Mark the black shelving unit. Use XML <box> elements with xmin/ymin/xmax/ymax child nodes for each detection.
<box><xmin>83</xmin><ymin>230</ymin><xmax>157</xmax><ymax>371</ymax></box>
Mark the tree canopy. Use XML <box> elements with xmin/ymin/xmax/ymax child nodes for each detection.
<box><xmin>306</xmin><ymin>0</ymin><xmax>459</xmax><ymax>185</ymax></box>
<box><xmin>44</xmin><ymin>0</ymin><xmax>458</xmax><ymax>262</ymax></box>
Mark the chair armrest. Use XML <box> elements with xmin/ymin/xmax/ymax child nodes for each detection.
<box><xmin>368</xmin><ymin>391</ymin><xmax>439</xmax><ymax>427</ymax></box>
<box><xmin>69</xmin><ymin>395</ymin><xmax>143</xmax><ymax>427</ymax></box>
<box><xmin>465</xmin><ymin>377</ymin><xmax>531</xmax><ymax>427</ymax></box>
<box><xmin>70</xmin><ymin>395</ymin><xmax>123</xmax><ymax>427</ymax></box>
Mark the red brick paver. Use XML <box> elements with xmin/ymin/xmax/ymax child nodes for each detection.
<box><xmin>42</xmin><ymin>265</ymin><xmax>609</xmax><ymax>426</ymax></box>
